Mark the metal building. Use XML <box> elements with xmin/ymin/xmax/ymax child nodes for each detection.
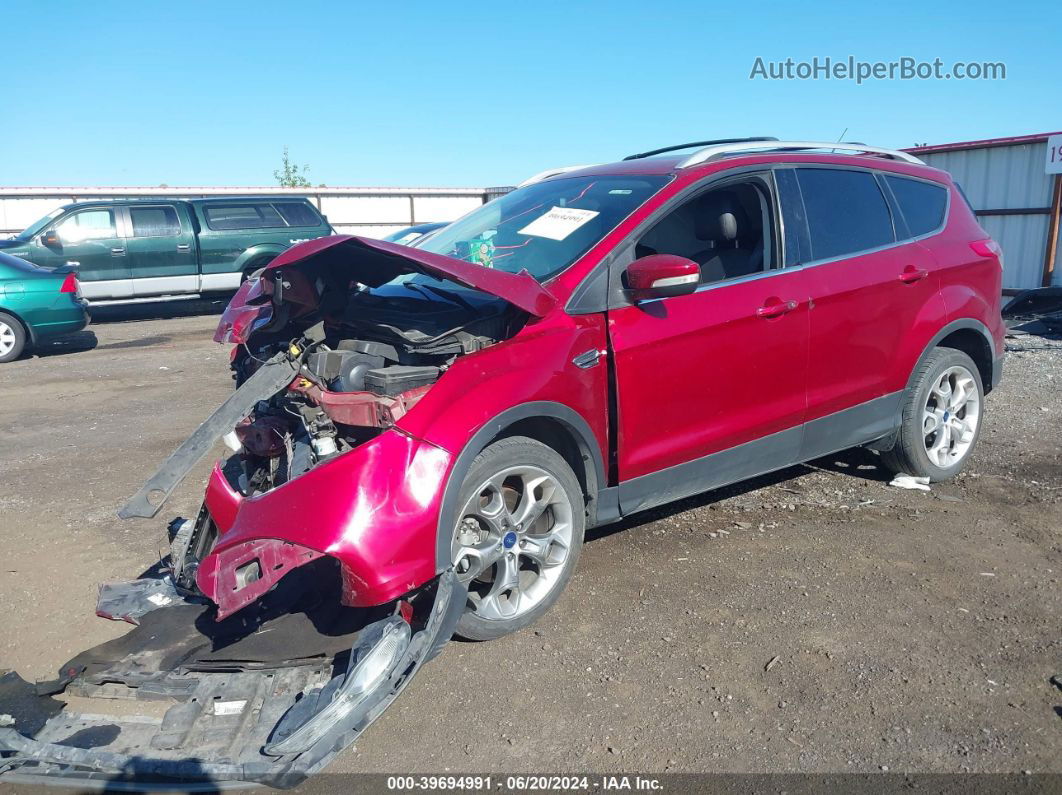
<box><xmin>905</xmin><ymin>132</ymin><xmax>1062</xmax><ymax>291</ymax></box>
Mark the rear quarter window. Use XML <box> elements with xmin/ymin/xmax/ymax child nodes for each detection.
<box><xmin>796</xmin><ymin>168</ymin><xmax>894</xmax><ymax>261</ymax></box>
<box><xmin>203</xmin><ymin>203</ymin><xmax>285</xmax><ymax>231</ymax></box>
<box><xmin>885</xmin><ymin>175</ymin><xmax>949</xmax><ymax>237</ymax></box>
<box><xmin>274</xmin><ymin>202</ymin><xmax>322</xmax><ymax>227</ymax></box>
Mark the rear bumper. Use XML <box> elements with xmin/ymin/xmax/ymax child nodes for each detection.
<box><xmin>24</xmin><ymin>300</ymin><xmax>88</xmax><ymax>343</ymax></box>
<box><xmin>30</xmin><ymin>312</ymin><xmax>88</xmax><ymax>341</ymax></box>
<box><xmin>200</xmin><ymin>429</ymin><xmax>454</xmax><ymax>614</ymax></box>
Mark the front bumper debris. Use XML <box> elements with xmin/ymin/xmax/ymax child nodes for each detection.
<box><xmin>118</xmin><ymin>348</ymin><xmax>303</xmax><ymax>520</ymax></box>
<box><xmin>0</xmin><ymin>569</ymin><xmax>464</xmax><ymax>789</ymax></box>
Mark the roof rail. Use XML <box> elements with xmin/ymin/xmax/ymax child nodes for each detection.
<box><xmin>677</xmin><ymin>140</ymin><xmax>924</xmax><ymax>168</ymax></box>
<box><xmin>623</xmin><ymin>137</ymin><xmax>779</xmax><ymax>161</ymax></box>
<box><xmin>516</xmin><ymin>165</ymin><xmax>598</xmax><ymax>188</ymax></box>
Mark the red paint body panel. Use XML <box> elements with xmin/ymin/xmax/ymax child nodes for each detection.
<box><xmin>933</xmin><ymin>198</ymin><xmax>1006</xmax><ymax>356</ymax></box>
<box><xmin>397</xmin><ymin>312</ymin><xmax>610</xmax><ymax>468</ymax></box>
<box><xmin>214</xmin><ymin>277</ymin><xmax>272</xmax><ymax>344</ymax></box>
<box><xmin>201</xmin><ymin>430</ymin><xmax>452</xmax><ymax>608</ymax></box>
<box><xmin>197</xmin><ymin>539</ymin><xmax>324</xmax><ymax>620</ymax></box>
<box><xmin>803</xmin><ymin>244</ymin><xmax>942</xmax><ymax>420</ymax></box>
<box><xmin>608</xmin><ymin>271</ymin><xmax>809</xmax><ymax>480</ymax></box>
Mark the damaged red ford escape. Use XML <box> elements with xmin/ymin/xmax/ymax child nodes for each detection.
<box><xmin>175</xmin><ymin>138</ymin><xmax>1004</xmax><ymax>638</ymax></box>
<box><xmin>1</xmin><ymin>138</ymin><xmax>1005</xmax><ymax>787</ymax></box>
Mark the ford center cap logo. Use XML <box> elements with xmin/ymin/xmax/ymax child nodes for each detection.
<box><xmin>503</xmin><ymin>531</ymin><xmax>518</xmax><ymax>549</ymax></box>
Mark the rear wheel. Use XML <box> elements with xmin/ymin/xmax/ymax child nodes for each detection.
<box><xmin>0</xmin><ymin>312</ymin><xmax>27</xmax><ymax>363</ymax></box>
<box><xmin>451</xmin><ymin>436</ymin><xmax>585</xmax><ymax>641</ymax></box>
<box><xmin>881</xmin><ymin>348</ymin><xmax>984</xmax><ymax>481</ymax></box>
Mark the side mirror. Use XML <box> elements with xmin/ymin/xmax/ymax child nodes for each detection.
<box><xmin>626</xmin><ymin>254</ymin><xmax>700</xmax><ymax>302</ymax></box>
<box><xmin>41</xmin><ymin>230</ymin><xmax>60</xmax><ymax>248</ymax></box>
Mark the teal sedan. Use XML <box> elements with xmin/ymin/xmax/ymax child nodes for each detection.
<box><xmin>0</xmin><ymin>251</ymin><xmax>89</xmax><ymax>362</ymax></box>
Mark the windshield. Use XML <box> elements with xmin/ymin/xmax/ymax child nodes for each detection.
<box><xmin>16</xmin><ymin>208</ymin><xmax>65</xmax><ymax>241</ymax></box>
<box><xmin>416</xmin><ymin>175</ymin><xmax>669</xmax><ymax>282</ymax></box>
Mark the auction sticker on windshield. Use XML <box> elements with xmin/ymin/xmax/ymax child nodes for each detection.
<box><xmin>518</xmin><ymin>206</ymin><xmax>600</xmax><ymax>240</ymax></box>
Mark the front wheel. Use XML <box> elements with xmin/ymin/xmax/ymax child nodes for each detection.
<box><xmin>881</xmin><ymin>348</ymin><xmax>984</xmax><ymax>481</ymax></box>
<box><xmin>451</xmin><ymin>436</ymin><xmax>585</xmax><ymax>641</ymax></box>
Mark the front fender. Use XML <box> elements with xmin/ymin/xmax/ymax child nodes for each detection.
<box><xmin>395</xmin><ymin>314</ymin><xmax>611</xmax><ymax>572</ymax></box>
<box><xmin>200</xmin><ymin>428</ymin><xmax>453</xmax><ymax>611</ymax></box>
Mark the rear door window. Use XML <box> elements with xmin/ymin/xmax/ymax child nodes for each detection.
<box><xmin>56</xmin><ymin>209</ymin><xmax>116</xmax><ymax>243</ymax></box>
<box><xmin>203</xmin><ymin>203</ymin><xmax>285</xmax><ymax>230</ymax></box>
<box><xmin>273</xmin><ymin>202</ymin><xmax>321</xmax><ymax>227</ymax></box>
<box><xmin>129</xmin><ymin>206</ymin><xmax>182</xmax><ymax>237</ymax></box>
<box><xmin>884</xmin><ymin>175</ymin><xmax>948</xmax><ymax>237</ymax></box>
<box><xmin>796</xmin><ymin>168</ymin><xmax>894</xmax><ymax>261</ymax></box>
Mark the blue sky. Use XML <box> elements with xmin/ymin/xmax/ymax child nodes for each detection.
<box><xmin>2</xmin><ymin>0</ymin><xmax>1056</xmax><ymax>187</ymax></box>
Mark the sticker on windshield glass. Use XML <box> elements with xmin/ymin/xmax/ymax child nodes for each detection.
<box><xmin>456</xmin><ymin>235</ymin><xmax>495</xmax><ymax>268</ymax></box>
<box><xmin>518</xmin><ymin>206</ymin><xmax>600</xmax><ymax>241</ymax></box>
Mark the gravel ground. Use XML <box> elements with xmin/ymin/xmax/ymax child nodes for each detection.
<box><xmin>0</xmin><ymin>302</ymin><xmax>1059</xmax><ymax>778</ymax></box>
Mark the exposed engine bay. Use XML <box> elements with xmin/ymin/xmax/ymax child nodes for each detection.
<box><xmin>227</xmin><ymin>273</ymin><xmax>523</xmax><ymax>496</ymax></box>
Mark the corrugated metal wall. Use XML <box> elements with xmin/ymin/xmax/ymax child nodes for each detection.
<box><xmin>915</xmin><ymin>141</ymin><xmax>1059</xmax><ymax>289</ymax></box>
<box><xmin>0</xmin><ymin>186</ymin><xmax>506</xmax><ymax>240</ymax></box>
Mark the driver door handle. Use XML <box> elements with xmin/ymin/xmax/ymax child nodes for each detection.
<box><xmin>756</xmin><ymin>299</ymin><xmax>798</xmax><ymax>319</ymax></box>
<box><xmin>111</xmin><ymin>247</ymin><xmax>126</xmax><ymax>256</ymax></box>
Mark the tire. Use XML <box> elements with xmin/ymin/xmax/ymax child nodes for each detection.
<box><xmin>880</xmin><ymin>348</ymin><xmax>984</xmax><ymax>482</ymax></box>
<box><xmin>451</xmin><ymin>436</ymin><xmax>585</xmax><ymax>641</ymax></box>
<box><xmin>0</xmin><ymin>312</ymin><xmax>27</xmax><ymax>363</ymax></box>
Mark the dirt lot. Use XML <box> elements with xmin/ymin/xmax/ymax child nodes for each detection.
<box><xmin>0</xmin><ymin>302</ymin><xmax>1059</xmax><ymax>776</ymax></box>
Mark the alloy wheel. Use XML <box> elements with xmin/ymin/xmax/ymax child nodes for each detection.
<box><xmin>922</xmin><ymin>365</ymin><xmax>981</xmax><ymax>468</ymax></box>
<box><xmin>452</xmin><ymin>465</ymin><xmax>575</xmax><ymax>622</ymax></box>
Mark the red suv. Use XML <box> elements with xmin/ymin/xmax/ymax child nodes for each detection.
<box><xmin>127</xmin><ymin>138</ymin><xmax>1005</xmax><ymax>642</ymax></box>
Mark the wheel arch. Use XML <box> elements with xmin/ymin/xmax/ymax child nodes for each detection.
<box><xmin>913</xmin><ymin>318</ymin><xmax>996</xmax><ymax>395</ymax></box>
<box><xmin>873</xmin><ymin>317</ymin><xmax>996</xmax><ymax>454</ymax></box>
<box><xmin>234</xmin><ymin>245</ymin><xmax>286</xmax><ymax>276</ymax></box>
<box><xmin>434</xmin><ymin>402</ymin><xmax>606</xmax><ymax>574</ymax></box>
<box><xmin>0</xmin><ymin>305</ymin><xmax>34</xmax><ymax>345</ymax></box>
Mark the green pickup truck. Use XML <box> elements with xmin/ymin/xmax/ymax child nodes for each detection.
<box><xmin>0</xmin><ymin>197</ymin><xmax>333</xmax><ymax>302</ymax></box>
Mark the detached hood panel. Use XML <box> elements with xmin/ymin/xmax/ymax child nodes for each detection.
<box><xmin>268</xmin><ymin>235</ymin><xmax>557</xmax><ymax>317</ymax></box>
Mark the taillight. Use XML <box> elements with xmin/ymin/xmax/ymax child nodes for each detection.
<box><xmin>970</xmin><ymin>239</ymin><xmax>1004</xmax><ymax>270</ymax></box>
<box><xmin>970</xmin><ymin>239</ymin><xmax>1002</xmax><ymax>258</ymax></box>
<box><xmin>59</xmin><ymin>272</ymin><xmax>78</xmax><ymax>293</ymax></box>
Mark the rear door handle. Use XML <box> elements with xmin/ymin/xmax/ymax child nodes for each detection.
<box><xmin>176</xmin><ymin>244</ymin><xmax>191</xmax><ymax>252</ymax></box>
<box><xmin>899</xmin><ymin>266</ymin><xmax>929</xmax><ymax>284</ymax></box>
<box><xmin>111</xmin><ymin>247</ymin><xmax>126</xmax><ymax>256</ymax></box>
<box><xmin>756</xmin><ymin>299</ymin><xmax>798</xmax><ymax>319</ymax></box>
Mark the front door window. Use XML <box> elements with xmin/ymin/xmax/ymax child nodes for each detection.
<box><xmin>56</xmin><ymin>210</ymin><xmax>116</xmax><ymax>243</ymax></box>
